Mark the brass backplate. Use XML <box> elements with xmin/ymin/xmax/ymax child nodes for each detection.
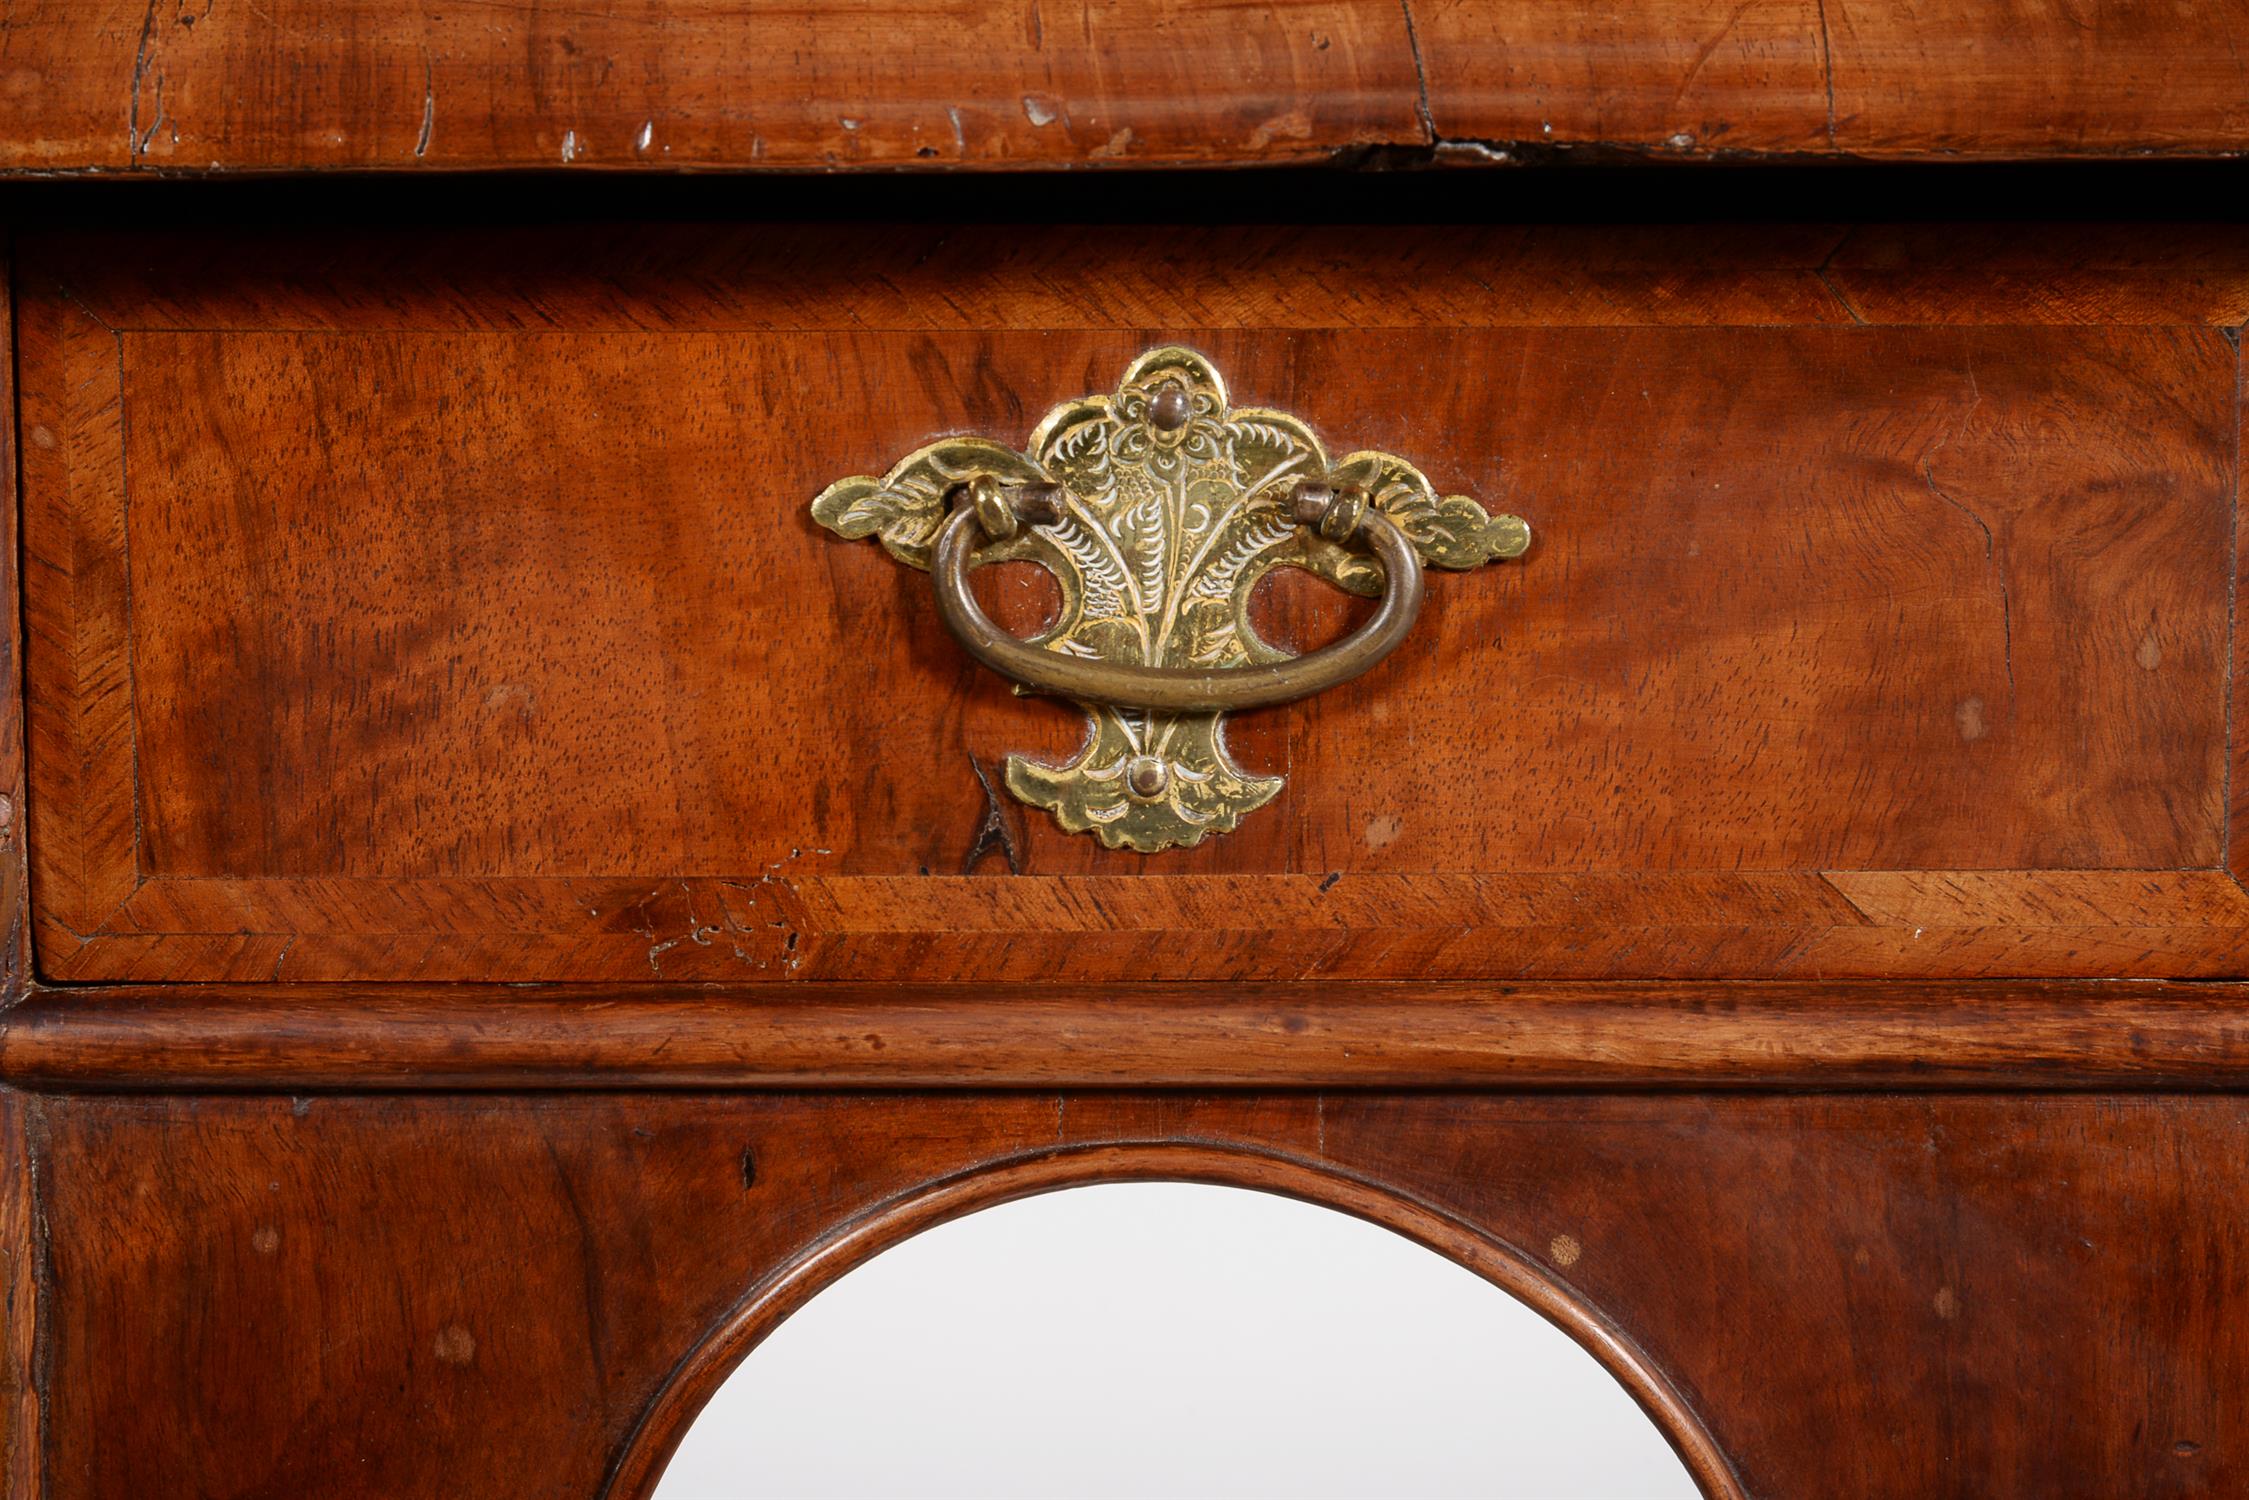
<box><xmin>811</xmin><ymin>347</ymin><xmax>1529</xmax><ymax>852</ymax></box>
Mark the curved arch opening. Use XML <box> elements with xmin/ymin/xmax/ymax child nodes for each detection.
<box><xmin>643</xmin><ymin>1179</ymin><xmax>1709</xmax><ymax>1499</ymax></box>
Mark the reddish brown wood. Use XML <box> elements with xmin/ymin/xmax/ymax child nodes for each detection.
<box><xmin>15</xmin><ymin>225</ymin><xmax>2242</xmax><ymax>984</ymax></box>
<box><xmin>7</xmin><ymin>981</ymin><xmax>2249</xmax><ymax>1092</ymax></box>
<box><xmin>1413</xmin><ymin>0</ymin><xmax>1835</xmax><ymax>155</ymax></box>
<box><xmin>1418</xmin><ymin>0</ymin><xmax>2249</xmax><ymax>159</ymax></box>
<box><xmin>2236</xmin><ymin>347</ymin><xmax>2248</xmax><ymax>888</ymax></box>
<box><xmin>609</xmin><ymin>1139</ymin><xmax>1747</xmax><ymax>1500</ymax></box>
<box><xmin>0</xmin><ymin>1091</ymin><xmax>37</xmax><ymax>1500</ymax></box>
<box><xmin>1818</xmin><ymin>0</ymin><xmax>2249</xmax><ymax>157</ymax></box>
<box><xmin>1824</xmin><ymin>224</ymin><xmax>2249</xmax><ymax>327</ymax></box>
<box><xmin>0</xmin><ymin>257</ymin><xmax>27</xmax><ymax>1006</ymax></box>
<box><xmin>16</xmin><ymin>284</ymin><xmax>133</xmax><ymax>954</ymax></box>
<box><xmin>33</xmin><ymin>222</ymin><xmax>2249</xmax><ymax>334</ymax></box>
<box><xmin>0</xmin><ymin>251</ymin><xmax>35</xmax><ymax>1500</ymax></box>
<box><xmin>5</xmin><ymin>4</ymin><xmax>2249</xmax><ymax>171</ymax></box>
<box><xmin>0</xmin><ymin>182</ymin><xmax>2243</xmax><ymax>1500</ymax></box>
<box><xmin>23</xmin><ymin>870</ymin><xmax>2249</xmax><ymax>983</ymax></box>
<box><xmin>20</xmin><ymin>1089</ymin><xmax>2248</xmax><ymax>1498</ymax></box>
<box><xmin>0</xmin><ymin>0</ymin><xmax>1425</xmax><ymax>174</ymax></box>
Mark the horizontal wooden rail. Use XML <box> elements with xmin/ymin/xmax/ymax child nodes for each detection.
<box><xmin>3</xmin><ymin>981</ymin><xmax>2247</xmax><ymax>1092</ymax></box>
<box><xmin>9</xmin><ymin>1</ymin><xmax>2249</xmax><ymax>173</ymax></box>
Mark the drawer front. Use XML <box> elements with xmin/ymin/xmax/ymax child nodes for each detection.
<box><xmin>17</xmin><ymin>225</ymin><xmax>2246</xmax><ymax>983</ymax></box>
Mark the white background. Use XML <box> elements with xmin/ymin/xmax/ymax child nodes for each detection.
<box><xmin>652</xmin><ymin>1182</ymin><xmax>1701</xmax><ymax>1499</ymax></box>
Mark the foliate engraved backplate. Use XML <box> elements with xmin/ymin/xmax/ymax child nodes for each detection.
<box><xmin>811</xmin><ymin>347</ymin><xmax>1529</xmax><ymax>851</ymax></box>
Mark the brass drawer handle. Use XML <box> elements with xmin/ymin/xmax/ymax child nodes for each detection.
<box><xmin>931</xmin><ymin>476</ymin><xmax>1424</xmax><ymax>715</ymax></box>
<box><xmin>812</xmin><ymin>346</ymin><xmax>1529</xmax><ymax>851</ymax></box>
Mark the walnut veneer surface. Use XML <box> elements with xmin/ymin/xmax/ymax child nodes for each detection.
<box><xmin>13</xmin><ymin>219</ymin><xmax>2248</xmax><ymax>986</ymax></box>
<box><xmin>2</xmin><ymin>2</ymin><xmax>2249</xmax><ymax>170</ymax></box>
<box><xmin>1</xmin><ymin>153</ymin><xmax>2246</xmax><ymax>1498</ymax></box>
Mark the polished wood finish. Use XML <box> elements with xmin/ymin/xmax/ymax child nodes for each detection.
<box><xmin>3</xmin><ymin>3</ymin><xmax>2249</xmax><ymax>172</ymax></box>
<box><xmin>4</xmin><ymin>176</ymin><xmax>2247</xmax><ymax>1498</ymax></box>
<box><xmin>1</xmin><ymin>0</ymin><xmax>1418</xmax><ymax>173</ymax></box>
<box><xmin>18</xmin><ymin>1088</ymin><xmax>2246</xmax><ymax>1498</ymax></box>
<box><xmin>9</xmin><ymin>981</ymin><xmax>2249</xmax><ymax>1092</ymax></box>
<box><xmin>2237</xmin><ymin>349</ymin><xmax>2249</xmax><ymax>885</ymax></box>
<box><xmin>17</xmin><ymin>224</ymin><xmax>2242</xmax><ymax>984</ymax></box>
<box><xmin>1420</xmin><ymin>1</ymin><xmax>2249</xmax><ymax>158</ymax></box>
<box><xmin>0</xmin><ymin>261</ymin><xmax>26</xmax><ymax>1006</ymax></box>
<box><xmin>0</xmin><ymin>1092</ymin><xmax>35</xmax><ymax>1500</ymax></box>
<box><xmin>612</xmin><ymin>1140</ymin><xmax>1746</xmax><ymax>1500</ymax></box>
<box><xmin>0</xmin><ymin>251</ymin><xmax>35</xmax><ymax>1500</ymax></box>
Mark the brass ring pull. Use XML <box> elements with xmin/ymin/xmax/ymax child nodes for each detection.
<box><xmin>932</xmin><ymin>477</ymin><xmax>1426</xmax><ymax>713</ymax></box>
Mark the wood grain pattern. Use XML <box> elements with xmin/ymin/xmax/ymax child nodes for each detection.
<box><xmin>609</xmin><ymin>1138</ymin><xmax>1745</xmax><ymax>1500</ymax></box>
<box><xmin>1825</xmin><ymin>223</ymin><xmax>2249</xmax><ymax>327</ymax></box>
<box><xmin>0</xmin><ymin>0</ymin><xmax>1424</xmax><ymax>173</ymax></box>
<box><xmin>1819</xmin><ymin>0</ymin><xmax>2249</xmax><ymax>156</ymax></box>
<box><xmin>14</xmin><ymin>287</ymin><xmax>133</xmax><ymax>955</ymax></box>
<box><xmin>0</xmin><ymin>251</ymin><xmax>36</xmax><ymax>1498</ymax></box>
<box><xmin>22</xmin><ymin>870</ymin><xmax>2249</xmax><ymax>983</ymax></box>
<box><xmin>1418</xmin><ymin>0</ymin><xmax>2249</xmax><ymax>159</ymax></box>
<box><xmin>23</xmin><ymin>1089</ymin><xmax>2249</xmax><ymax>1498</ymax></box>
<box><xmin>16</xmin><ymin>227</ymin><xmax>2242</xmax><ymax>984</ymax></box>
<box><xmin>2236</xmin><ymin>348</ymin><xmax>2248</xmax><ymax>888</ymax></box>
<box><xmin>9</xmin><ymin>981</ymin><xmax>2249</xmax><ymax>1092</ymax></box>
<box><xmin>1413</xmin><ymin>0</ymin><xmax>1836</xmax><ymax>155</ymax></box>
<box><xmin>0</xmin><ymin>257</ymin><xmax>28</xmax><ymax>1007</ymax></box>
<box><xmin>0</xmin><ymin>1091</ymin><xmax>38</xmax><ymax>1500</ymax></box>
<box><xmin>6</xmin><ymin>3</ymin><xmax>2249</xmax><ymax>171</ymax></box>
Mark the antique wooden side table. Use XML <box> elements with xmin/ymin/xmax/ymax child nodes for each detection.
<box><xmin>0</xmin><ymin>6</ymin><xmax>2246</xmax><ymax>1497</ymax></box>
